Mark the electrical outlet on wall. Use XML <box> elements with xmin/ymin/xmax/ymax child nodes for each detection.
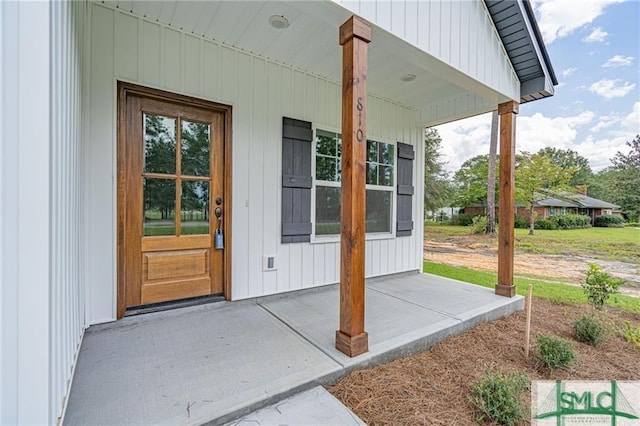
<box><xmin>263</xmin><ymin>255</ymin><xmax>277</xmax><ymax>271</ymax></box>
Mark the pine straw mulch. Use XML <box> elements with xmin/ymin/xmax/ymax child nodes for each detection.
<box><xmin>328</xmin><ymin>297</ymin><xmax>640</xmax><ymax>425</ymax></box>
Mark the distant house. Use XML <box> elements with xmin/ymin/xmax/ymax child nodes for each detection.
<box><xmin>462</xmin><ymin>193</ymin><xmax>621</xmax><ymax>225</ymax></box>
<box><xmin>428</xmin><ymin>207</ymin><xmax>462</xmax><ymax>220</ymax></box>
<box><xmin>531</xmin><ymin>194</ymin><xmax>621</xmax><ymax>223</ymax></box>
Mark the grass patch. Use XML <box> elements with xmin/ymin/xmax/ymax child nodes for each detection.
<box><xmin>425</xmin><ymin>223</ymin><xmax>640</xmax><ymax>264</ymax></box>
<box><xmin>423</xmin><ymin>261</ymin><xmax>640</xmax><ymax>313</ymax></box>
<box><xmin>424</xmin><ymin>222</ymin><xmax>473</xmax><ymax>237</ymax></box>
<box><xmin>514</xmin><ymin>227</ymin><xmax>640</xmax><ymax>264</ymax></box>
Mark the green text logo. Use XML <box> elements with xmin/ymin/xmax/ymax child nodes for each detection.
<box><xmin>533</xmin><ymin>380</ymin><xmax>640</xmax><ymax>425</ymax></box>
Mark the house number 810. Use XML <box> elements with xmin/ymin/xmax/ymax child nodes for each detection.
<box><xmin>356</xmin><ymin>97</ymin><xmax>364</xmax><ymax>142</ymax></box>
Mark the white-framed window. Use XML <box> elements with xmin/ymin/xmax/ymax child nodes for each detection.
<box><xmin>314</xmin><ymin>129</ymin><xmax>395</xmax><ymax>237</ymax></box>
<box><xmin>549</xmin><ymin>206</ymin><xmax>568</xmax><ymax>217</ymax></box>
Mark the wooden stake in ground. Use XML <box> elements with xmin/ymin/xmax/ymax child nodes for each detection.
<box><xmin>524</xmin><ymin>284</ymin><xmax>533</xmax><ymax>358</ymax></box>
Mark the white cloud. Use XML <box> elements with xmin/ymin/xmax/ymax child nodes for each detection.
<box><xmin>517</xmin><ymin>111</ymin><xmax>596</xmax><ymax>153</ymax></box>
<box><xmin>590</xmin><ymin>113</ymin><xmax>622</xmax><ymax>133</ymax></box>
<box><xmin>571</xmin><ymin>136</ymin><xmax>628</xmax><ymax>171</ymax></box>
<box><xmin>582</xmin><ymin>103</ymin><xmax>640</xmax><ymax>170</ymax></box>
<box><xmin>561</xmin><ymin>67</ymin><xmax>577</xmax><ymax>78</ymax></box>
<box><xmin>582</xmin><ymin>27</ymin><xmax>609</xmax><ymax>43</ymax></box>
<box><xmin>435</xmin><ymin>113</ymin><xmax>493</xmax><ymax>172</ymax></box>
<box><xmin>603</xmin><ymin>55</ymin><xmax>635</xmax><ymax>68</ymax></box>
<box><xmin>533</xmin><ymin>0</ymin><xmax>622</xmax><ymax>44</ymax></box>
<box><xmin>589</xmin><ymin>79</ymin><xmax>636</xmax><ymax>99</ymax></box>
<box><xmin>435</xmin><ymin>111</ymin><xmax>596</xmax><ymax>172</ymax></box>
<box><xmin>622</xmin><ymin>102</ymin><xmax>640</xmax><ymax>133</ymax></box>
<box><xmin>435</xmin><ymin>107</ymin><xmax>638</xmax><ymax>173</ymax></box>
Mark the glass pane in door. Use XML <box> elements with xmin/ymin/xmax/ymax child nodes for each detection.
<box><xmin>181</xmin><ymin>180</ymin><xmax>210</xmax><ymax>235</ymax></box>
<box><xmin>143</xmin><ymin>178</ymin><xmax>176</xmax><ymax>236</ymax></box>
<box><xmin>143</xmin><ymin>114</ymin><xmax>177</xmax><ymax>174</ymax></box>
<box><xmin>181</xmin><ymin>120</ymin><xmax>210</xmax><ymax>176</ymax></box>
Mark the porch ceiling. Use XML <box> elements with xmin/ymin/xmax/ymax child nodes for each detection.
<box><xmin>104</xmin><ymin>0</ymin><xmax>495</xmax><ymax>122</ymax></box>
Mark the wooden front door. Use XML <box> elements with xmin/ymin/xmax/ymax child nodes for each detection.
<box><xmin>118</xmin><ymin>83</ymin><xmax>231</xmax><ymax>317</ymax></box>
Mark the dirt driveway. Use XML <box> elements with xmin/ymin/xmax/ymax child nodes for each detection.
<box><xmin>424</xmin><ymin>237</ymin><xmax>640</xmax><ymax>297</ymax></box>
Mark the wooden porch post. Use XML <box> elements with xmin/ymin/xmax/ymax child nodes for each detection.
<box><xmin>496</xmin><ymin>100</ymin><xmax>519</xmax><ymax>297</ymax></box>
<box><xmin>335</xmin><ymin>15</ymin><xmax>371</xmax><ymax>357</ymax></box>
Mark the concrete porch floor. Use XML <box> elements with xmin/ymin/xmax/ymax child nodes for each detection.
<box><xmin>64</xmin><ymin>272</ymin><xmax>524</xmax><ymax>425</ymax></box>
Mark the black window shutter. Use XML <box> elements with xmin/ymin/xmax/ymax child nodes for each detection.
<box><xmin>396</xmin><ymin>142</ymin><xmax>414</xmax><ymax>237</ymax></box>
<box><xmin>281</xmin><ymin>117</ymin><xmax>313</xmax><ymax>243</ymax></box>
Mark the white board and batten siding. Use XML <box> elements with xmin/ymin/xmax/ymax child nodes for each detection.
<box><xmin>51</xmin><ymin>1</ymin><xmax>87</xmax><ymax>423</ymax></box>
<box><xmin>85</xmin><ymin>2</ymin><xmax>425</xmax><ymax>324</ymax></box>
<box><xmin>0</xmin><ymin>1</ymin><xmax>85</xmax><ymax>424</ymax></box>
<box><xmin>334</xmin><ymin>0</ymin><xmax>521</xmax><ymax>126</ymax></box>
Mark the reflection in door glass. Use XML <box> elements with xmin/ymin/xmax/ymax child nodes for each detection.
<box><xmin>143</xmin><ymin>178</ymin><xmax>176</xmax><ymax>236</ymax></box>
<box><xmin>143</xmin><ymin>114</ymin><xmax>177</xmax><ymax>174</ymax></box>
<box><xmin>181</xmin><ymin>181</ymin><xmax>210</xmax><ymax>235</ymax></box>
<box><xmin>181</xmin><ymin>120</ymin><xmax>210</xmax><ymax>176</ymax></box>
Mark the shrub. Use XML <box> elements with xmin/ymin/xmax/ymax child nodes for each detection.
<box><xmin>573</xmin><ymin>314</ymin><xmax>607</xmax><ymax>346</ymax></box>
<box><xmin>624</xmin><ymin>222</ymin><xmax>639</xmax><ymax>227</ymax></box>
<box><xmin>534</xmin><ymin>218</ymin><xmax>557</xmax><ymax>230</ymax></box>
<box><xmin>470</xmin><ymin>370</ymin><xmax>530</xmax><ymax>426</ymax></box>
<box><xmin>514</xmin><ymin>216</ymin><xmax>528</xmax><ymax>229</ymax></box>
<box><xmin>536</xmin><ymin>334</ymin><xmax>575</xmax><ymax>369</ymax></box>
<box><xmin>594</xmin><ymin>215</ymin><xmax>625</xmax><ymax>227</ymax></box>
<box><xmin>553</xmin><ymin>214</ymin><xmax>591</xmax><ymax>229</ymax></box>
<box><xmin>469</xmin><ymin>215</ymin><xmax>488</xmax><ymax>234</ymax></box>
<box><xmin>582</xmin><ymin>263</ymin><xmax>624</xmax><ymax>310</ymax></box>
<box><xmin>448</xmin><ymin>213</ymin><xmax>475</xmax><ymax>226</ymax></box>
<box><xmin>622</xmin><ymin>321</ymin><xmax>640</xmax><ymax>349</ymax></box>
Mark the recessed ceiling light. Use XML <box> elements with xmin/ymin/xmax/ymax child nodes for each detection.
<box><xmin>400</xmin><ymin>74</ymin><xmax>416</xmax><ymax>82</ymax></box>
<box><xmin>269</xmin><ymin>15</ymin><xmax>290</xmax><ymax>29</ymax></box>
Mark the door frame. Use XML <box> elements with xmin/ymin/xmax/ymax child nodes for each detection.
<box><xmin>116</xmin><ymin>81</ymin><xmax>233</xmax><ymax>318</ymax></box>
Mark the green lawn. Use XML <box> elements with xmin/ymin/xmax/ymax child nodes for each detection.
<box><xmin>424</xmin><ymin>223</ymin><xmax>472</xmax><ymax>237</ymax></box>
<box><xmin>513</xmin><ymin>227</ymin><xmax>639</xmax><ymax>263</ymax></box>
<box><xmin>423</xmin><ymin>261</ymin><xmax>640</xmax><ymax>313</ymax></box>
<box><xmin>425</xmin><ymin>223</ymin><xmax>640</xmax><ymax>264</ymax></box>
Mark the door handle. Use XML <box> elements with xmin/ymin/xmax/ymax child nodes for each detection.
<box><xmin>214</xmin><ymin>206</ymin><xmax>224</xmax><ymax>249</ymax></box>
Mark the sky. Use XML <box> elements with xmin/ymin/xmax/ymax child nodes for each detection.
<box><xmin>435</xmin><ymin>0</ymin><xmax>640</xmax><ymax>174</ymax></box>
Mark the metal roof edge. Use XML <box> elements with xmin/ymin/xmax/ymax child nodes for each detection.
<box><xmin>484</xmin><ymin>0</ymin><xmax>558</xmax><ymax>102</ymax></box>
<box><xmin>521</xmin><ymin>0</ymin><xmax>558</xmax><ymax>85</ymax></box>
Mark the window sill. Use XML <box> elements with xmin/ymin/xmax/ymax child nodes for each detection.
<box><xmin>311</xmin><ymin>232</ymin><xmax>396</xmax><ymax>244</ymax></box>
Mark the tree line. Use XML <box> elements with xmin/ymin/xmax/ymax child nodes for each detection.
<box><xmin>424</xmin><ymin>129</ymin><xmax>640</xmax><ymax>232</ymax></box>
